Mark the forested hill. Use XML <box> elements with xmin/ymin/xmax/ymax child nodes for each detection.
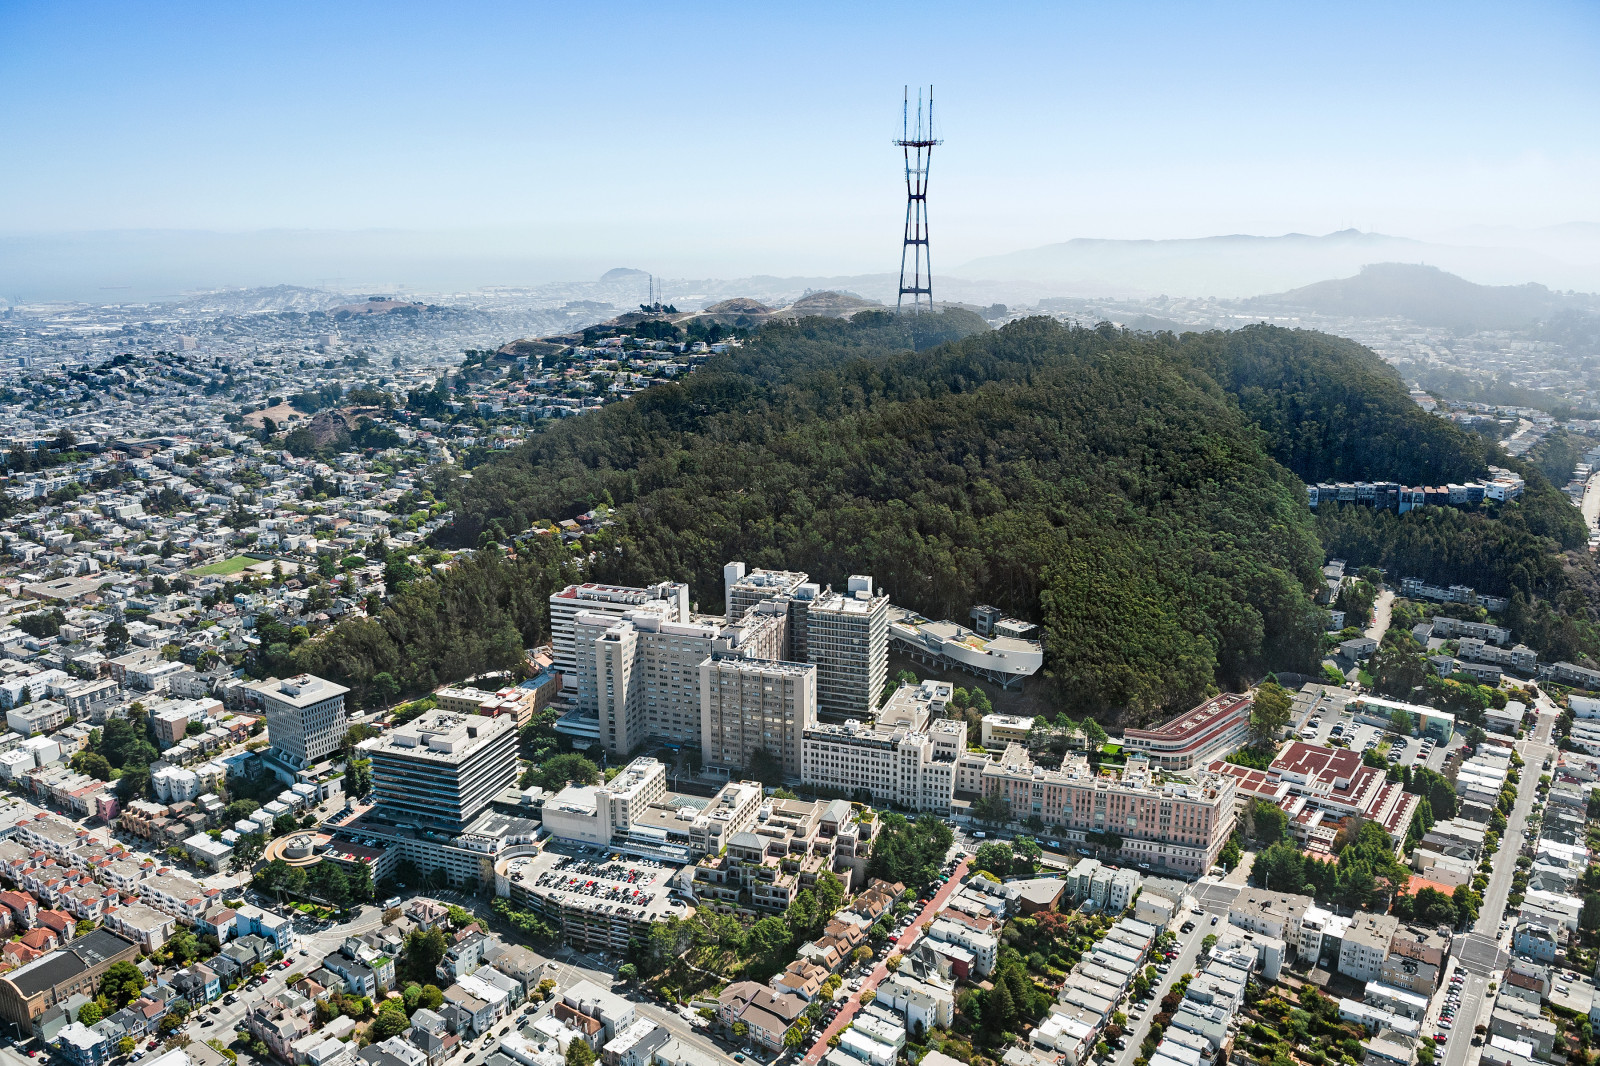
<box><xmin>432</xmin><ymin>313</ymin><xmax>1592</xmax><ymax>718</ymax></box>
<box><xmin>449</xmin><ymin>314</ymin><xmax>1333</xmax><ymax>718</ymax></box>
<box><xmin>1181</xmin><ymin>326</ymin><xmax>1492</xmax><ymax>485</ymax></box>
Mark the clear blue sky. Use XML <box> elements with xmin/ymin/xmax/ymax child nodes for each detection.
<box><xmin>1</xmin><ymin>0</ymin><xmax>1596</xmax><ymax>276</ymax></box>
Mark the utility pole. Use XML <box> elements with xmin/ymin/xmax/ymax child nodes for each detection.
<box><xmin>895</xmin><ymin>86</ymin><xmax>940</xmax><ymax>313</ymax></box>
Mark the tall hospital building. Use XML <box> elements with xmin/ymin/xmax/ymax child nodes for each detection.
<box><xmin>548</xmin><ymin>564</ymin><xmax>891</xmax><ymax>779</ymax></box>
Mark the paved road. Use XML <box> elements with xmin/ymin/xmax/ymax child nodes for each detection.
<box><xmin>1583</xmin><ymin>471</ymin><xmax>1600</xmax><ymax>537</ymax></box>
<box><xmin>1366</xmin><ymin>589</ymin><xmax>1395</xmax><ymax>643</ymax></box>
<box><xmin>1111</xmin><ymin>917</ymin><xmax>1209</xmax><ymax>1066</ymax></box>
<box><xmin>802</xmin><ymin>858</ymin><xmax>971</xmax><ymax>1065</ymax></box>
<box><xmin>1435</xmin><ymin>706</ymin><xmax>1554</xmax><ymax>1066</ymax></box>
<box><xmin>1438</xmin><ymin>972</ymin><xmax>1489</xmax><ymax>1066</ymax></box>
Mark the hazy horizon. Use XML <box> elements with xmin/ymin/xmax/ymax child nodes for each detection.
<box><xmin>3</xmin><ymin>1</ymin><xmax>1598</xmax><ymax>301</ymax></box>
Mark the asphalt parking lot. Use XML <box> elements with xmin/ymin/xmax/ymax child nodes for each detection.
<box><xmin>1294</xmin><ymin>697</ymin><xmax>1458</xmax><ymax>771</ymax></box>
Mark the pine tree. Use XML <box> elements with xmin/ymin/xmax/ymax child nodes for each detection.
<box><xmin>983</xmin><ymin>980</ymin><xmax>1014</xmax><ymax>1033</ymax></box>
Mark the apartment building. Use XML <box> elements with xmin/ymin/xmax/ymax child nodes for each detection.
<box><xmin>252</xmin><ymin>674</ymin><xmax>347</xmax><ymax>769</ymax></box>
<box><xmin>691</xmin><ymin>797</ymin><xmax>867</xmax><ymax>914</ymax></box>
<box><xmin>1339</xmin><ymin>913</ymin><xmax>1399</xmax><ymax>984</ymax></box>
<box><xmin>979</xmin><ymin>745</ymin><xmax>1237</xmax><ymax>875</ymax></box>
<box><xmin>137</xmin><ymin>871</ymin><xmax>215</xmax><ymax>923</ymax></box>
<box><xmin>806</xmin><ymin>578</ymin><xmax>889</xmax><ymax>718</ymax></box>
<box><xmin>1382</xmin><ymin>926</ymin><xmax>1449</xmax><ymax>995</ymax></box>
<box><xmin>547</xmin><ymin>582</ymin><xmax>690</xmax><ymax>696</ymax></box>
<box><xmin>1428</xmin><ymin>616</ymin><xmax>1511</xmax><ymax>646</ymax></box>
<box><xmin>1229</xmin><ymin>889</ymin><xmax>1313</xmax><ymax>945</ymax></box>
<box><xmin>1457</xmin><ymin>639</ymin><xmax>1538</xmax><ymax>675</ymax></box>
<box><xmin>700</xmin><ymin>656</ymin><xmax>816</xmax><ymax>780</ymax></box>
<box><xmin>927</xmin><ymin>917</ymin><xmax>998</xmax><ymax>977</ymax></box>
<box><xmin>1121</xmin><ymin>693</ymin><xmax>1252</xmax><ymax>771</ymax></box>
<box><xmin>6</xmin><ymin>700</ymin><xmax>71</xmax><ymax>737</ymax></box>
<box><xmin>360</xmin><ymin>711</ymin><xmax>518</xmax><ymax>833</ymax></box>
<box><xmin>800</xmin><ymin>680</ymin><xmax>963</xmax><ymax>813</ymax></box>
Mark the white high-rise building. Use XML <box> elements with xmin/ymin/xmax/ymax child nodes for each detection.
<box><xmin>723</xmin><ymin>562</ymin><xmax>822</xmax><ymax>663</ymax></box>
<box><xmin>548</xmin><ymin>582</ymin><xmax>690</xmax><ymax>695</ymax></box>
<box><xmin>254</xmin><ymin>674</ymin><xmax>348</xmax><ymax>769</ymax></box>
<box><xmin>571</xmin><ymin>601</ymin><xmax>789</xmax><ymax>756</ymax></box>
<box><xmin>806</xmin><ymin>576</ymin><xmax>889</xmax><ymax>718</ymax></box>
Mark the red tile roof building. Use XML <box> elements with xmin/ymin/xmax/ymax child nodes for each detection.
<box><xmin>1208</xmin><ymin>741</ymin><xmax>1421</xmax><ymax>856</ymax></box>
<box><xmin>1123</xmin><ymin>693</ymin><xmax>1253</xmax><ymax>770</ymax></box>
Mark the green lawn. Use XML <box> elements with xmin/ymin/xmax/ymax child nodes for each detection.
<box><xmin>188</xmin><ymin>554</ymin><xmax>259</xmax><ymax>577</ymax></box>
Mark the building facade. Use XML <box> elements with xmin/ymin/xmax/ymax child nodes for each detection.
<box><xmin>547</xmin><ymin>582</ymin><xmax>690</xmax><ymax>701</ymax></box>
<box><xmin>700</xmin><ymin>658</ymin><xmax>816</xmax><ymax>780</ymax></box>
<box><xmin>254</xmin><ymin>675</ymin><xmax>348</xmax><ymax>769</ymax></box>
<box><xmin>980</xmin><ymin>746</ymin><xmax>1237</xmax><ymax>876</ymax></box>
<box><xmin>800</xmin><ymin>681</ymin><xmax>963</xmax><ymax>812</ymax></box>
<box><xmin>361</xmin><ymin>711</ymin><xmax>518</xmax><ymax>833</ymax></box>
<box><xmin>805</xmin><ymin>578</ymin><xmax>889</xmax><ymax>719</ymax></box>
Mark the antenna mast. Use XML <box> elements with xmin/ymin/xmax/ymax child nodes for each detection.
<box><xmin>895</xmin><ymin>85</ymin><xmax>940</xmax><ymax>313</ymax></box>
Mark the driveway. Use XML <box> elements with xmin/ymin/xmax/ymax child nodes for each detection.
<box><xmin>802</xmin><ymin>857</ymin><xmax>971</xmax><ymax>1064</ymax></box>
<box><xmin>1366</xmin><ymin>589</ymin><xmax>1394</xmax><ymax>643</ymax></box>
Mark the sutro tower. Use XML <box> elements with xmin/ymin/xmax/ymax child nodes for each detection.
<box><xmin>895</xmin><ymin>86</ymin><xmax>940</xmax><ymax>312</ymax></box>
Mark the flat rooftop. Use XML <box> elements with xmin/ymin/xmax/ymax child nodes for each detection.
<box><xmin>1125</xmin><ymin>693</ymin><xmax>1251</xmax><ymax>743</ymax></box>
<box><xmin>497</xmin><ymin>844</ymin><xmax>691</xmax><ymax>925</ymax></box>
<box><xmin>360</xmin><ymin>711</ymin><xmax>513</xmax><ymax>765</ymax></box>
<box><xmin>259</xmin><ymin>674</ymin><xmax>348</xmax><ymax>708</ymax></box>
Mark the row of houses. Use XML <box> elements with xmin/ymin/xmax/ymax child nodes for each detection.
<box><xmin>717</xmin><ymin>878</ymin><xmax>912</xmax><ymax>1053</ymax></box>
<box><xmin>1308</xmin><ymin>476</ymin><xmax>1524</xmax><ymax>513</ymax></box>
<box><xmin>1031</xmin><ymin>916</ymin><xmax>1163</xmax><ymax>1065</ymax></box>
<box><xmin>1228</xmin><ymin>887</ymin><xmax>1452</xmax><ymax>997</ymax></box>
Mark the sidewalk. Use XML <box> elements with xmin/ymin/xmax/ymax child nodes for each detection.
<box><xmin>802</xmin><ymin>856</ymin><xmax>971</xmax><ymax>1064</ymax></box>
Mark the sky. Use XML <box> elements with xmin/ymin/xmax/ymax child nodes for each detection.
<box><xmin>1</xmin><ymin>0</ymin><xmax>1597</xmax><ymax>288</ymax></box>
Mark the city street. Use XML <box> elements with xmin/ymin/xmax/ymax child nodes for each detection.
<box><xmin>1436</xmin><ymin>705</ymin><xmax>1555</xmax><ymax>1066</ymax></box>
<box><xmin>1110</xmin><ymin>914</ymin><xmax>1210</xmax><ymax>1066</ymax></box>
<box><xmin>802</xmin><ymin>857</ymin><xmax>971</xmax><ymax>1065</ymax></box>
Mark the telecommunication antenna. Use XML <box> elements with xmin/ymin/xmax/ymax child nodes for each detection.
<box><xmin>895</xmin><ymin>86</ymin><xmax>940</xmax><ymax>312</ymax></box>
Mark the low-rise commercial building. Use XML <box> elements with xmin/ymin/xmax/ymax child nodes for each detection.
<box><xmin>1122</xmin><ymin>693</ymin><xmax>1252</xmax><ymax>771</ymax></box>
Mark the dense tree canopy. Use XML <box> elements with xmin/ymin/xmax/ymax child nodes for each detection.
<box><xmin>288</xmin><ymin>311</ymin><xmax>1600</xmax><ymax>716</ymax></box>
<box><xmin>288</xmin><ymin>538</ymin><xmax>577</xmax><ymax>708</ymax></box>
<box><xmin>444</xmin><ymin>316</ymin><xmax>1336</xmax><ymax>716</ymax></box>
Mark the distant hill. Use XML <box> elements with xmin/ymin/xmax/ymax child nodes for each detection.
<box><xmin>954</xmin><ymin>230</ymin><xmax>1435</xmax><ymax>297</ymax></box>
<box><xmin>1247</xmin><ymin>263</ymin><xmax>1598</xmax><ymax>331</ymax></box>
<box><xmin>953</xmin><ymin>229</ymin><xmax>1600</xmax><ymax>298</ymax></box>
